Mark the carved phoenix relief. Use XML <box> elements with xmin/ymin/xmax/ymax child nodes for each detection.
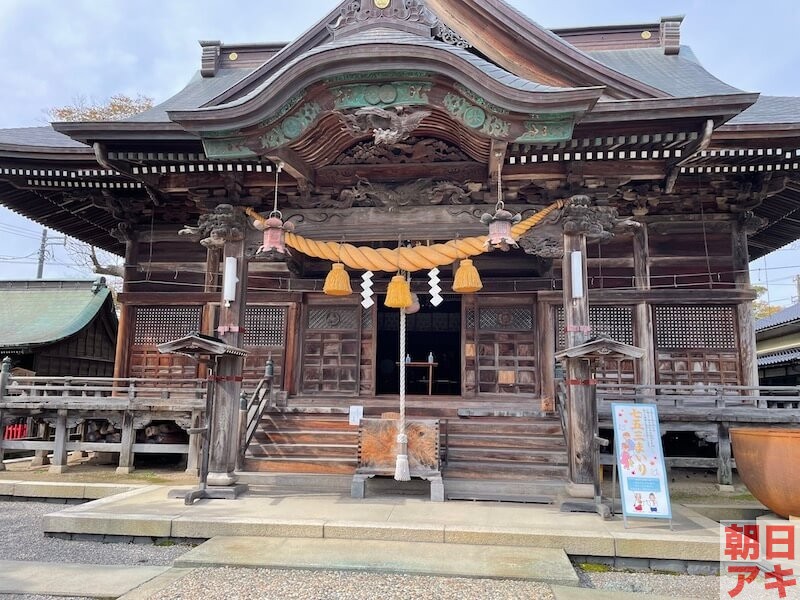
<box><xmin>340</xmin><ymin>106</ymin><xmax>431</xmax><ymax>145</ymax></box>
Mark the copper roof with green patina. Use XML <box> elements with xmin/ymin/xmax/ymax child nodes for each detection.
<box><xmin>0</xmin><ymin>279</ymin><xmax>114</xmax><ymax>351</ymax></box>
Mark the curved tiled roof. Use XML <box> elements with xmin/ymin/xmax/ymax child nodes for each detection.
<box><xmin>124</xmin><ymin>68</ymin><xmax>257</xmax><ymax>123</ymax></box>
<box><xmin>586</xmin><ymin>46</ymin><xmax>744</xmax><ymax>98</ymax></box>
<box><xmin>0</xmin><ymin>280</ymin><xmax>114</xmax><ymax>350</ymax></box>
<box><xmin>196</xmin><ymin>27</ymin><xmax>577</xmax><ymax>117</ymax></box>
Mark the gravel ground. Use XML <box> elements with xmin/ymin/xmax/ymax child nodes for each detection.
<box><xmin>578</xmin><ymin>566</ymin><xmax>719</xmax><ymax>599</ymax></box>
<box><xmin>0</xmin><ymin>499</ymin><xmax>726</xmax><ymax>600</ymax></box>
<box><xmin>148</xmin><ymin>567</ymin><xmax>556</xmax><ymax>600</ymax></box>
<box><xmin>0</xmin><ymin>499</ymin><xmax>190</xmax><ymax>565</ymax></box>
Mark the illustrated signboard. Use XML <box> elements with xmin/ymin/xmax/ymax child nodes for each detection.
<box><xmin>612</xmin><ymin>403</ymin><xmax>672</xmax><ymax>521</ymax></box>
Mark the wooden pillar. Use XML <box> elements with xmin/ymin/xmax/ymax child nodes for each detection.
<box><xmin>0</xmin><ymin>357</ymin><xmax>7</xmax><ymax>471</ymax></box>
<box><xmin>207</xmin><ymin>237</ymin><xmax>248</xmax><ymax>487</ymax></box>
<box><xmin>733</xmin><ymin>224</ymin><xmax>758</xmax><ymax>388</ymax></box>
<box><xmin>633</xmin><ymin>224</ymin><xmax>655</xmax><ymax>392</ymax></box>
<box><xmin>116</xmin><ymin>411</ymin><xmax>135</xmax><ymax>474</ymax></box>
<box><xmin>537</xmin><ymin>301</ymin><xmax>555</xmax><ymax>412</ymax></box>
<box><xmin>283</xmin><ymin>302</ymin><xmax>300</xmax><ymax>394</ymax></box>
<box><xmin>185</xmin><ymin>409</ymin><xmax>202</xmax><ymax>475</ymax></box>
<box><xmin>563</xmin><ymin>231</ymin><xmax>594</xmax><ymax>496</ymax></box>
<box><xmin>113</xmin><ymin>237</ymin><xmax>138</xmax><ymax>380</ymax></box>
<box><xmin>49</xmin><ymin>410</ymin><xmax>69</xmax><ymax>474</ymax></box>
<box><xmin>717</xmin><ymin>422</ymin><xmax>733</xmax><ymax>486</ymax></box>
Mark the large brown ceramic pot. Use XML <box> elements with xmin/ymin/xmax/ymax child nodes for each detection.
<box><xmin>730</xmin><ymin>428</ymin><xmax>800</xmax><ymax>519</ymax></box>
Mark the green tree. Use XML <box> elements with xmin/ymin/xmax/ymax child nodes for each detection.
<box><xmin>752</xmin><ymin>285</ymin><xmax>783</xmax><ymax>319</ymax></box>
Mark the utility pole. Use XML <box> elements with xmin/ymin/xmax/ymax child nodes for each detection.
<box><xmin>795</xmin><ymin>275</ymin><xmax>800</xmax><ymax>305</ymax></box>
<box><xmin>36</xmin><ymin>229</ymin><xmax>48</xmax><ymax>279</ymax></box>
<box><xmin>35</xmin><ymin>228</ymin><xmax>66</xmax><ymax>279</ymax></box>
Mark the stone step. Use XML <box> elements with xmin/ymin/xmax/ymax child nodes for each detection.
<box><xmin>174</xmin><ymin>536</ymin><xmax>580</xmax><ymax>585</ymax></box>
<box><xmin>443</xmin><ymin>478</ymin><xmax>566</xmax><ymax>502</ymax></box>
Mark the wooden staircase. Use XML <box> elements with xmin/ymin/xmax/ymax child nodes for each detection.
<box><xmin>243</xmin><ymin>400</ymin><xmax>569</xmax><ymax>500</ymax></box>
<box><xmin>441</xmin><ymin>416</ymin><xmax>568</xmax><ymax>501</ymax></box>
<box><xmin>243</xmin><ymin>411</ymin><xmax>358</xmax><ymax>474</ymax></box>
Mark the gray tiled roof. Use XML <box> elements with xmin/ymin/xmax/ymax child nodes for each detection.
<box><xmin>585</xmin><ymin>46</ymin><xmax>744</xmax><ymax>98</ymax></box>
<box><xmin>125</xmin><ymin>68</ymin><xmax>256</xmax><ymax>122</ymax></box>
<box><xmin>758</xmin><ymin>348</ymin><xmax>800</xmax><ymax>367</ymax></box>
<box><xmin>207</xmin><ymin>27</ymin><xmax>570</xmax><ymax>113</ymax></box>
<box><xmin>0</xmin><ymin>126</ymin><xmax>88</xmax><ymax>149</ymax></box>
<box><xmin>727</xmin><ymin>96</ymin><xmax>800</xmax><ymax>126</ymax></box>
<box><xmin>756</xmin><ymin>303</ymin><xmax>800</xmax><ymax>331</ymax></box>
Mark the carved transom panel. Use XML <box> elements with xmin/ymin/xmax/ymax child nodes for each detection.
<box><xmin>479</xmin><ymin>307</ymin><xmax>533</xmax><ymax>331</ymax></box>
<box><xmin>307</xmin><ymin>307</ymin><xmax>359</xmax><ymax>331</ymax></box>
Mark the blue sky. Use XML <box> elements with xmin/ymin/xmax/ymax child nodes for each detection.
<box><xmin>0</xmin><ymin>0</ymin><xmax>798</xmax><ymax>303</ymax></box>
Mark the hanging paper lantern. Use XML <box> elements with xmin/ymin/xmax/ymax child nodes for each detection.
<box><xmin>323</xmin><ymin>263</ymin><xmax>353</xmax><ymax>296</ymax></box>
<box><xmin>385</xmin><ymin>274</ymin><xmax>413</xmax><ymax>308</ymax></box>
<box><xmin>403</xmin><ymin>293</ymin><xmax>420</xmax><ymax>315</ymax></box>
<box><xmin>453</xmin><ymin>258</ymin><xmax>483</xmax><ymax>293</ymax></box>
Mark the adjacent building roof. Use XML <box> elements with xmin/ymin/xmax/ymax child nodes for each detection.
<box><xmin>727</xmin><ymin>96</ymin><xmax>800</xmax><ymax>126</ymax></box>
<box><xmin>0</xmin><ymin>279</ymin><xmax>116</xmax><ymax>351</ymax></box>
<box><xmin>0</xmin><ymin>126</ymin><xmax>88</xmax><ymax>150</ymax></box>
<box><xmin>756</xmin><ymin>303</ymin><xmax>800</xmax><ymax>332</ymax></box>
<box><xmin>758</xmin><ymin>348</ymin><xmax>800</xmax><ymax>367</ymax></box>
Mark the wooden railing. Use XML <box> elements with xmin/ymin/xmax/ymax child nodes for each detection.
<box><xmin>0</xmin><ymin>370</ymin><xmax>206</xmax><ymax>475</ymax></box>
<box><xmin>596</xmin><ymin>383</ymin><xmax>800</xmax><ymax>412</ymax></box>
<box><xmin>594</xmin><ymin>382</ymin><xmax>800</xmax><ymax>485</ymax></box>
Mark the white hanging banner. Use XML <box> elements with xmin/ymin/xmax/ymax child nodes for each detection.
<box><xmin>612</xmin><ymin>403</ymin><xmax>672</xmax><ymax>520</ymax></box>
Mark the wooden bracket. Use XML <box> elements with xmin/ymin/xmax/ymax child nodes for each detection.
<box><xmin>665</xmin><ymin>119</ymin><xmax>714</xmax><ymax>194</ymax></box>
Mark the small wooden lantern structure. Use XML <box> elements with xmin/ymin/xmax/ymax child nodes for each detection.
<box><xmin>158</xmin><ymin>332</ymin><xmax>248</xmax><ymax>504</ymax></box>
<box><xmin>556</xmin><ymin>335</ymin><xmax>644</xmax><ymax>517</ymax></box>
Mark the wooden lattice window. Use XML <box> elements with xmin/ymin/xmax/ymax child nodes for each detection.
<box><xmin>243</xmin><ymin>306</ymin><xmax>286</xmax><ymax>346</ymax></box>
<box><xmin>556</xmin><ymin>306</ymin><xmax>634</xmax><ymax>349</ymax></box>
<box><xmin>654</xmin><ymin>306</ymin><xmax>736</xmax><ymax>349</ymax></box>
<box><xmin>242</xmin><ymin>306</ymin><xmax>288</xmax><ymax>386</ymax></box>
<box><xmin>464</xmin><ymin>304</ymin><xmax>477</xmax><ymax>395</ymax></box>
<box><xmin>130</xmin><ymin>306</ymin><xmax>202</xmax><ymax>381</ymax></box>
<box><xmin>654</xmin><ymin>305</ymin><xmax>740</xmax><ymax>387</ymax></box>
<box><xmin>302</xmin><ymin>306</ymin><xmax>360</xmax><ymax>395</ymax></box>
<box><xmin>133</xmin><ymin>306</ymin><xmax>202</xmax><ymax>345</ymax></box>
<box><xmin>475</xmin><ymin>306</ymin><xmax>536</xmax><ymax>395</ymax></box>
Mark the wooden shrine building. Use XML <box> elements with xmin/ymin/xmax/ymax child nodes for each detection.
<box><xmin>2</xmin><ymin>0</ymin><xmax>800</xmax><ymax>497</ymax></box>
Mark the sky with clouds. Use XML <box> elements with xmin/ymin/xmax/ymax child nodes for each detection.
<box><xmin>0</xmin><ymin>0</ymin><xmax>798</xmax><ymax>302</ymax></box>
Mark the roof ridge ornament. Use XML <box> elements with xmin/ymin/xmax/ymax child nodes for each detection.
<box><xmin>331</xmin><ymin>0</ymin><xmax>437</xmax><ymax>39</ymax></box>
